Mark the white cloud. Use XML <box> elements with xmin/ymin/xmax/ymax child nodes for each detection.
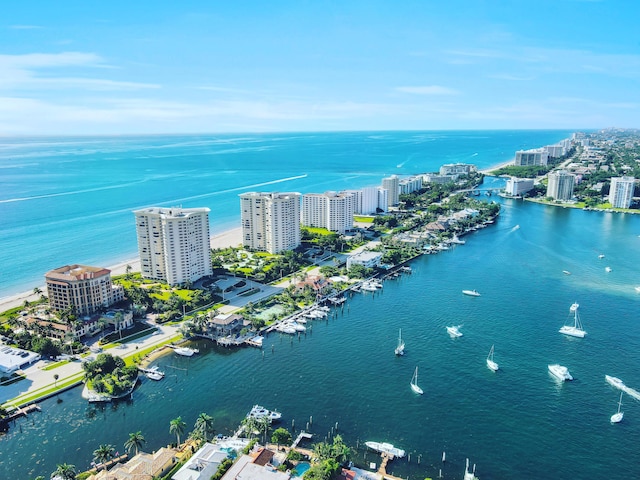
<box><xmin>395</xmin><ymin>86</ymin><xmax>459</xmax><ymax>95</ymax></box>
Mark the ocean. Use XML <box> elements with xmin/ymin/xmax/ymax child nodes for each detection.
<box><xmin>3</xmin><ymin>131</ymin><xmax>640</xmax><ymax>480</ymax></box>
<box><xmin>0</xmin><ymin>130</ymin><xmax>571</xmax><ymax>297</ymax></box>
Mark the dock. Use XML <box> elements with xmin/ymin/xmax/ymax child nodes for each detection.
<box><xmin>376</xmin><ymin>453</ymin><xmax>404</xmax><ymax>480</ymax></box>
<box><xmin>3</xmin><ymin>403</ymin><xmax>41</xmax><ymax>423</ymax></box>
<box><xmin>291</xmin><ymin>431</ymin><xmax>313</xmax><ymax>449</ymax></box>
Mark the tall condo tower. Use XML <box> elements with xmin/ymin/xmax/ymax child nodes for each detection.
<box><xmin>240</xmin><ymin>192</ymin><xmax>301</xmax><ymax>254</ymax></box>
<box><xmin>133</xmin><ymin>207</ymin><xmax>212</xmax><ymax>286</ymax></box>
<box><xmin>609</xmin><ymin>176</ymin><xmax>635</xmax><ymax>208</ymax></box>
<box><xmin>546</xmin><ymin>170</ymin><xmax>575</xmax><ymax>201</ymax></box>
<box><xmin>382</xmin><ymin>175</ymin><xmax>400</xmax><ymax>207</ymax></box>
<box><xmin>302</xmin><ymin>191</ymin><xmax>354</xmax><ymax>234</ymax></box>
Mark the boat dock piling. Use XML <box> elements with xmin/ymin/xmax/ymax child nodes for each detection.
<box><xmin>3</xmin><ymin>403</ymin><xmax>41</xmax><ymax>423</ymax></box>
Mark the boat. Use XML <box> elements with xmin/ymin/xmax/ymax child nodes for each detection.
<box><xmin>558</xmin><ymin>302</ymin><xmax>587</xmax><ymax>338</ymax></box>
<box><xmin>548</xmin><ymin>364</ymin><xmax>573</xmax><ymax>381</ymax></box>
<box><xmin>599</xmin><ymin>254</ymin><xmax>605</xmax><ymax>259</ymax></box>
<box><xmin>463</xmin><ymin>458</ymin><xmax>479</xmax><ymax>480</ymax></box>
<box><xmin>611</xmin><ymin>392</ymin><xmax>624</xmax><ymax>424</ymax></box>
<box><xmin>364</xmin><ymin>441</ymin><xmax>406</xmax><ymax>458</ymax></box>
<box><xmin>145</xmin><ymin>366</ymin><xmax>165</xmax><ymax>381</ymax></box>
<box><xmin>174</xmin><ymin>347</ymin><xmax>199</xmax><ymax>357</ymax></box>
<box><xmin>606</xmin><ymin>375</ymin><xmax>625</xmax><ymax>390</ymax></box>
<box><xmin>446</xmin><ymin>325</ymin><xmax>463</xmax><ymax>337</ymax></box>
<box><xmin>562</xmin><ymin>270</ymin><xmax>571</xmax><ymax>275</ymax></box>
<box><xmin>635</xmin><ymin>286</ymin><xmax>640</xmax><ymax>293</ymax></box>
<box><xmin>605</xmin><ymin>266</ymin><xmax>612</xmax><ymax>272</ymax></box>
<box><xmin>486</xmin><ymin>345</ymin><xmax>499</xmax><ymax>371</ymax></box>
<box><xmin>410</xmin><ymin>366</ymin><xmax>423</xmax><ymax>395</ymax></box>
<box><xmin>462</xmin><ymin>289</ymin><xmax>480</xmax><ymax>297</ymax></box>
<box><xmin>395</xmin><ymin>329</ymin><xmax>405</xmax><ymax>356</ymax></box>
<box><xmin>360</xmin><ymin>282</ymin><xmax>377</xmax><ymax>292</ymax></box>
<box><xmin>450</xmin><ymin>234</ymin><xmax>466</xmax><ymax>245</ymax></box>
<box><xmin>246</xmin><ymin>404</ymin><xmax>282</xmax><ymax>422</ymax></box>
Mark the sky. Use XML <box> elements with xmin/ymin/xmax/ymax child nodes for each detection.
<box><xmin>1</xmin><ymin>0</ymin><xmax>639</xmax><ymax>135</ymax></box>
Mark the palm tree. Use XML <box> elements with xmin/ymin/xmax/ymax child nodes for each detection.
<box><xmin>124</xmin><ymin>431</ymin><xmax>146</xmax><ymax>456</ymax></box>
<box><xmin>194</xmin><ymin>413</ymin><xmax>214</xmax><ymax>442</ymax></box>
<box><xmin>50</xmin><ymin>463</ymin><xmax>76</xmax><ymax>480</ymax></box>
<box><xmin>169</xmin><ymin>416</ymin><xmax>186</xmax><ymax>446</ymax></box>
<box><xmin>241</xmin><ymin>416</ymin><xmax>260</xmax><ymax>439</ymax></box>
<box><xmin>93</xmin><ymin>444</ymin><xmax>115</xmax><ymax>466</ymax></box>
<box><xmin>53</xmin><ymin>374</ymin><xmax>59</xmax><ymax>387</ymax></box>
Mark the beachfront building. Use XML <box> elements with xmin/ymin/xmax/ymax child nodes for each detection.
<box><xmin>399</xmin><ymin>175</ymin><xmax>423</xmax><ymax>195</ymax></box>
<box><xmin>515</xmin><ymin>148</ymin><xmax>549</xmax><ymax>166</ymax></box>
<box><xmin>422</xmin><ymin>173</ymin><xmax>456</xmax><ymax>184</ymax></box>
<box><xmin>382</xmin><ymin>174</ymin><xmax>400</xmax><ymax>207</ymax></box>
<box><xmin>609</xmin><ymin>176</ymin><xmax>636</xmax><ymax>208</ymax></box>
<box><xmin>439</xmin><ymin>163</ymin><xmax>475</xmax><ymax>176</ymax></box>
<box><xmin>45</xmin><ymin>265</ymin><xmax>125</xmax><ymax>316</ymax></box>
<box><xmin>505</xmin><ymin>177</ymin><xmax>535</xmax><ymax>196</ymax></box>
<box><xmin>239</xmin><ymin>192</ymin><xmax>301</xmax><ymax>254</ymax></box>
<box><xmin>377</xmin><ymin>187</ymin><xmax>388</xmax><ymax>213</ymax></box>
<box><xmin>545</xmin><ymin>139</ymin><xmax>572</xmax><ymax>158</ymax></box>
<box><xmin>546</xmin><ymin>170</ymin><xmax>575</xmax><ymax>201</ymax></box>
<box><xmin>302</xmin><ymin>191</ymin><xmax>354</xmax><ymax>234</ymax></box>
<box><xmin>133</xmin><ymin>207</ymin><xmax>212</xmax><ymax>286</ymax></box>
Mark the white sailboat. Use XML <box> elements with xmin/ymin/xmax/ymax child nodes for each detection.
<box><xmin>410</xmin><ymin>366</ymin><xmax>423</xmax><ymax>395</ymax></box>
<box><xmin>611</xmin><ymin>392</ymin><xmax>624</xmax><ymax>424</ymax></box>
<box><xmin>559</xmin><ymin>302</ymin><xmax>587</xmax><ymax>338</ymax></box>
<box><xmin>486</xmin><ymin>344</ymin><xmax>499</xmax><ymax>371</ymax></box>
<box><xmin>395</xmin><ymin>329</ymin><xmax>405</xmax><ymax>356</ymax></box>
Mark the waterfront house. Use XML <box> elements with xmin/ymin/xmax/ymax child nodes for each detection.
<box><xmin>172</xmin><ymin>442</ymin><xmax>230</xmax><ymax>480</ymax></box>
<box><xmin>209</xmin><ymin>313</ymin><xmax>244</xmax><ymax>337</ymax></box>
<box><xmin>221</xmin><ymin>447</ymin><xmax>290</xmax><ymax>480</ymax></box>
<box><xmin>87</xmin><ymin>447</ymin><xmax>177</xmax><ymax>480</ymax></box>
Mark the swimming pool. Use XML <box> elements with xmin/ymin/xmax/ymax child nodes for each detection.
<box><xmin>294</xmin><ymin>461</ymin><xmax>311</xmax><ymax>477</ymax></box>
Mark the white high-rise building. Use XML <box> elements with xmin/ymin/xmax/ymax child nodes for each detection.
<box><xmin>505</xmin><ymin>177</ymin><xmax>534</xmax><ymax>196</ymax></box>
<box><xmin>609</xmin><ymin>176</ymin><xmax>635</xmax><ymax>208</ymax></box>
<box><xmin>515</xmin><ymin>149</ymin><xmax>549</xmax><ymax>166</ymax></box>
<box><xmin>133</xmin><ymin>207</ymin><xmax>212</xmax><ymax>286</ymax></box>
<box><xmin>382</xmin><ymin>175</ymin><xmax>400</xmax><ymax>207</ymax></box>
<box><xmin>377</xmin><ymin>188</ymin><xmax>388</xmax><ymax>213</ymax></box>
<box><xmin>399</xmin><ymin>176</ymin><xmax>423</xmax><ymax>195</ymax></box>
<box><xmin>343</xmin><ymin>187</ymin><xmax>379</xmax><ymax>215</ymax></box>
<box><xmin>302</xmin><ymin>192</ymin><xmax>354</xmax><ymax>234</ymax></box>
<box><xmin>546</xmin><ymin>171</ymin><xmax>575</xmax><ymax>201</ymax></box>
<box><xmin>239</xmin><ymin>192</ymin><xmax>301</xmax><ymax>254</ymax></box>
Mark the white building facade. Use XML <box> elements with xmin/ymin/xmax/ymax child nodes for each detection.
<box><xmin>546</xmin><ymin>171</ymin><xmax>575</xmax><ymax>201</ymax></box>
<box><xmin>382</xmin><ymin>175</ymin><xmax>400</xmax><ymax>207</ymax></box>
<box><xmin>515</xmin><ymin>149</ymin><xmax>549</xmax><ymax>166</ymax></box>
<box><xmin>133</xmin><ymin>207</ymin><xmax>212</xmax><ymax>286</ymax></box>
<box><xmin>302</xmin><ymin>192</ymin><xmax>354</xmax><ymax>234</ymax></box>
<box><xmin>399</xmin><ymin>176</ymin><xmax>423</xmax><ymax>195</ymax></box>
<box><xmin>439</xmin><ymin>163</ymin><xmax>474</xmax><ymax>176</ymax></box>
<box><xmin>239</xmin><ymin>192</ymin><xmax>301</xmax><ymax>254</ymax></box>
<box><xmin>505</xmin><ymin>177</ymin><xmax>534</xmax><ymax>196</ymax></box>
<box><xmin>609</xmin><ymin>176</ymin><xmax>635</xmax><ymax>208</ymax></box>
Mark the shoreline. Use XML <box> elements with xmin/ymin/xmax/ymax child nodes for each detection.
<box><xmin>0</xmin><ymin>227</ymin><xmax>243</xmax><ymax>314</ymax></box>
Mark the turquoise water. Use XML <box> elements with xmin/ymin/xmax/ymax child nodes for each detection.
<box><xmin>0</xmin><ymin>130</ymin><xmax>572</xmax><ymax>296</ymax></box>
<box><xmin>2</xmin><ymin>182</ymin><xmax>639</xmax><ymax>479</ymax></box>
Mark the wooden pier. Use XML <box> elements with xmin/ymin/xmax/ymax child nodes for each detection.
<box><xmin>291</xmin><ymin>431</ymin><xmax>313</xmax><ymax>449</ymax></box>
<box><xmin>3</xmin><ymin>403</ymin><xmax>41</xmax><ymax>423</ymax></box>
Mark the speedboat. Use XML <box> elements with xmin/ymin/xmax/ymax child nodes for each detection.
<box><xmin>174</xmin><ymin>347</ymin><xmax>199</xmax><ymax>357</ymax></box>
<box><xmin>605</xmin><ymin>266</ymin><xmax>612</xmax><ymax>272</ymax></box>
<box><xmin>364</xmin><ymin>441</ymin><xmax>406</xmax><ymax>458</ymax></box>
<box><xmin>548</xmin><ymin>364</ymin><xmax>573</xmax><ymax>381</ymax></box>
<box><xmin>446</xmin><ymin>325</ymin><xmax>463</xmax><ymax>337</ymax></box>
<box><xmin>562</xmin><ymin>270</ymin><xmax>571</xmax><ymax>275</ymax></box>
<box><xmin>635</xmin><ymin>286</ymin><xmax>640</xmax><ymax>293</ymax></box>
<box><xmin>462</xmin><ymin>289</ymin><xmax>480</xmax><ymax>297</ymax></box>
<box><xmin>146</xmin><ymin>367</ymin><xmax>165</xmax><ymax>381</ymax></box>
<box><xmin>605</xmin><ymin>375</ymin><xmax>626</xmax><ymax>390</ymax></box>
<box><xmin>246</xmin><ymin>405</ymin><xmax>282</xmax><ymax>422</ymax></box>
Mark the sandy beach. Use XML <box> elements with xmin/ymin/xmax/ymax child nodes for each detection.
<box><xmin>0</xmin><ymin>227</ymin><xmax>243</xmax><ymax>314</ymax></box>
<box><xmin>478</xmin><ymin>159</ymin><xmax>515</xmax><ymax>175</ymax></box>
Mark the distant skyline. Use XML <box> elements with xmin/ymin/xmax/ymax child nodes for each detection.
<box><xmin>1</xmin><ymin>1</ymin><xmax>639</xmax><ymax>135</ymax></box>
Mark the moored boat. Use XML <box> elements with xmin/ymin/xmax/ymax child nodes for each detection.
<box><xmin>173</xmin><ymin>346</ymin><xmax>199</xmax><ymax>357</ymax></box>
<box><xmin>246</xmin><ymin>404</ymin><xmax>282</xmax><ymax>422</ymax></box>
<box><xmin>364</xmin><ymin>441</ymin><xmax>406</xmax><ymax>458</ymax></box>
<box><xmin>558</xmin><ymin>302</ymin><xmax>587</xmax><ymax>338</ymax></box>
<box><xmin>548</xmin><ymin>364</ymin><xmax>573</xmax><ymax>381</ymax></box>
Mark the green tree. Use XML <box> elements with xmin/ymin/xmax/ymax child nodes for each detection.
<box><xmin>93</xmin><ymin>444</ymin><xmax>115</xmax><ymax>465</ymax></box>
<box><xmin>271</xmin><ymin>427</ymin><xmax>292</xmax><ymax>448</ymax></box>
<box><xmin>50</xmin><ymin>463</ymin><xmax>76</xmax><ymax>480</ymax></box>
<box><xmin>169</xmin><ymin>416</ymin><xmax>186</xmax><ymax>446</ymax></box>
<box><xmin>124</xmin><ymin>431</ymin><xmax>146</xmax><ymax>456</ymax></box>
<box><xmin>53</xmin><ymin>373</ymin><xmax>59</xmax><ymax>387</ymax></box>
<box><xmin>194</xmin><ymin>412</ymin><xmax>215</xmax><ymax>442</ymax></box>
